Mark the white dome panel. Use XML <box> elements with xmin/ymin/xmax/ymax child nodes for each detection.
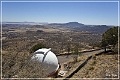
<box><xmin>31</xmin><ymin>48</ymin><xmax>59</xmax><ymax>75</ymax></box>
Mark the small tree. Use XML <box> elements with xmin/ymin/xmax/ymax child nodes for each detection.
<box><xmin>73</xmin><ymin>44</ymin><xmax>79</xmax><ymax>62</ymax></box>
<box><xmin>67</xmin><ymin>40</ymin><xmax>71</xmax><ymax>54</ymax></box>
<box><xmin>101</xmin><ymin>39</ymin><xmax>108</xmax><ymax>52</ymax></box>
<box><xmin>74</xmin><ymin>45</ymin><xmax>79</xmax><ymax>55</ymax></box>
<box><xmin>30</xmin><ymin>43</ymin><xmax>46</xmax><ymax>53</ymax></box>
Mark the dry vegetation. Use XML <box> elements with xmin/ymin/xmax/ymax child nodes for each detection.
<box><xmin>2</xmin><ymin>51</ymin><xmax>47</xmax><ymax>78</ymax></box>
<box><xmin>2</xmin><ymin>24</ymin><xmax>118</xmax><ymax>79</ymax></box>
<box><xmin>2</xmin><ymin>24</ymin><xmax>101</xmax><ymax>54</ymax></box>
<box><xmin>64</xmin><ymin>52</ymin><xmax>119</xmax><ymax>79</ymax></box>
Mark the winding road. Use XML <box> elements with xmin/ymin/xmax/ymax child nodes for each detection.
<box><xmin>57</xmin><ymin>49</ymin><xmax>104</xmax><ymax>63</ymax></box>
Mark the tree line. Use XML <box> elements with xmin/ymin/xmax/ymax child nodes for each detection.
<box><xmin>101</xmin><ymin>27</ymin><xmax>119</xmax><ymax>52</ymax></box>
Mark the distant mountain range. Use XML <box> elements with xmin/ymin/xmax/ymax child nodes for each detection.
<box><xmin>49</xmin><ymin>22</ymin><xmax>114</xmax><ymax>34</ymax></box>
<box><xmin>2</xmin><ymin>21</ymin><xmax>48</xmax><ymax>24</ymax></box>
<box><xmin>2</xmin><ymin>21</ymin><xmax>115</xmax><ymax>34</ymax></box>
<box><xmin>49</xmin><ymin>22</ymin><xmax>83</xmax><ymax>27</ymax></box>
<box><xmin>49</xmin><ymin>22</ymin><xmax>114</xmax><ymax>27</ymax></box>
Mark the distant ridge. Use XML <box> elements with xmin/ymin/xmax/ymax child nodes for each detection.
<box><xmin>48</xmin><ymin>22</ymin><xmax>114</xmax><ymax>34</ymax></box>
<box><xmin>2</xmin><ymin>21</ymin><xmax>114</xmax><ymax>34</ymax></box>
<box><xmin>2</xmin><ymin>22</ymin><xmax>48</xmax><ymax>25</ymax></box>
<box><xmin>49</xmin><ymin>22</ymin><xmax>84</xmax><ymax>27</ymax></box>
<box><xmin>63</xmin><ymin>22</ymin><xmax>84</xmax><ymax>27</ymax></box>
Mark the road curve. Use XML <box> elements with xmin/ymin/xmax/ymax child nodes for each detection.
<box><xmin>57</xmin><ymin>49</ymin><xmax>104</xmax><ymax>64</ymax></box>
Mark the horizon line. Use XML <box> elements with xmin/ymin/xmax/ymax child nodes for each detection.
<box><xmin>1</xmin><ymin>21</ymin><xmax>116</xmax><ymax>26</ymax></box>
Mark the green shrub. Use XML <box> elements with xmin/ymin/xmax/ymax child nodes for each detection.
<box><xmin>30</xmin><ymin>43</ymin><xmax>46</xmax><ymax>53</ymax></box>
<box><xmin>89</xmin><ymin>66</ymin><xmax>94</xmax><ymax>70</ymax></box>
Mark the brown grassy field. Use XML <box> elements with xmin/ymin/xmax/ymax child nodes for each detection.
<box><xmin>63</xmin><ymin>52</ymin><xmax>119</xmax><ymax>79</ymax></box>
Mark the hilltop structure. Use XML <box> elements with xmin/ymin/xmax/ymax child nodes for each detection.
<box><xmin>31</xmin><ymin>48</ymin><xmax>59</xmax><ymax>77</ymax></box>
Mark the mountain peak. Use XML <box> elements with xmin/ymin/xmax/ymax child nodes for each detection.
<box><xmin>64</xmin><ymin>22</ymin><xmax>84</xmax><ymax>27</ymax></box>
<box><xmin>67</xmin><ymin>22</ymin><xmax>83</xmax><ymax>24</ymax></box>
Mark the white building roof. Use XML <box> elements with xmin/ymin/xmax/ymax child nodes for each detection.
<box><xmin>31</xmin><ymin>48</ymin><xmax>59</xmax><ymax>75</ymax></box>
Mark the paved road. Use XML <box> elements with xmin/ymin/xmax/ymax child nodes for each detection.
<box><xmin>57</xmin><ymin>49</ymin><xmax>104</xmax><ymax>63</ymax></box>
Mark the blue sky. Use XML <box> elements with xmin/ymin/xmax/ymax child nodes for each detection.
<box><xmin>1</xmin><ymin>1</ymin><xmax>119</xmax><ymax>25</ymax></box>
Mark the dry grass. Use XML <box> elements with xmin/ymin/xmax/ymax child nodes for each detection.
<box><xmin>63</xmin><ymin>55</ymin><xmax>90</xmax><ymax>78</ymax></box>
<box><xmin>2</xmin><ymin>51</ymin><xmax>47</xmax><ymax>78</ymax></box>
<box><xmin>72</xmin><ymin>53</ymin><xmax>119</xmax><ymax>78</ymax></box>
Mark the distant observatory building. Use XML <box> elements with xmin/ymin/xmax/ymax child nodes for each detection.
<box><xmin>31</xmin><ymin>48</ymin><xmax>59</xmax><ymax>77</ymax></box>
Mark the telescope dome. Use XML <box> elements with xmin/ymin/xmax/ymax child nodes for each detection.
<box><xmin>31</xmin><ymin>48</ymin><xmax>59</xmax><ymax>75</ymax></box>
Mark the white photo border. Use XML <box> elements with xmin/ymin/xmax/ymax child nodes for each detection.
<box><xmin>1</xmin><ymin>0</ymin><xmax>119</xmax><ymax>79</ymax></box>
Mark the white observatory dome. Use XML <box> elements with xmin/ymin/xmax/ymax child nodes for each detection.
<box><xmin>31</xmin><ymin>48</ymin><xmax>59</xmax><ymax>75</ymax></box>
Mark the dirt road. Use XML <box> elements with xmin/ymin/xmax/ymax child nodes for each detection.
<box><xmin>57</xmin><ymin>49</ymin><xmax>104</xmax><ymax>63</ymax></box>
